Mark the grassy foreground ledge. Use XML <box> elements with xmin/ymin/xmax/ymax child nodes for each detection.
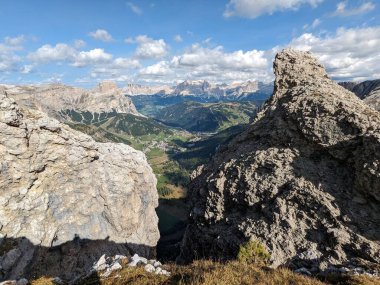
<box><xmin>31</xmin><ymin>260</ymin><xmax>380</xmax><ymax>285</ymax></box>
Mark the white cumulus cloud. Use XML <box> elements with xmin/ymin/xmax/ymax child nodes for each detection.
<box><xmin>288</xmin><ymin>26</ymin><xmax>380</xmax><ymax>81</ymax></box>
<box><xmin>88</xmin><ymin>29</ymin><xmax>114</xmax><ymax>42</ymax></box>
<box><xmin>138</xmin><ymin>26</ymin><xmax>380</xmax><ymax>83</ymax></box>
<box><xmin>28</xmin><ymin>44</ymin><xmax>117</xmax><ymax>69</ymax></box>
<box><xmin>28</xmin><ymin>43</ymin><xmax>76</xmax><ymax>62</ymax></box>
<box><xmin>72</xmin><ymin>48</ymin><xmax>113</xmax><ymax>67</ymax></box>
<box><xmin>128</xmin><ymin>35</ymin><xmax>168</xmax><ymax>59</ymax></box>
<box><xmin>138</xmin><ymin>43</ymin><xmax>271</xmax><ymax>83</ymax></box>
<box><xmin>172</xmin><ymin>44</ymin><xmax>267</xmax><ymax>70</ymax></box>
<box><xmin>139</xmin><ymin>61</ymin><xmax>172</xmax><ymax>76</ymax></box>
<box><xmin>113</xmin><ymin>57</ymin><xmax>141</xmax><ymax>69</ymax></box>
<box><xmin>224</xmin><ymin>0</ymin><xmax>323</xmax><ymax>18</ymax></box>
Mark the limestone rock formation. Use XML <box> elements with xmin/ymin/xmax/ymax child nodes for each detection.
<box><xmin>0</xmin><ymin>92</ymin><xmax>159</xmax><ymax>281</ymax></box>
<box><xmin>179</xmin><ymin>49</ymin><xmax>380</xmax><ymax>271</ymax></box>
<box><xmin>123</xmin><ymin>83</ymin><xmax>174</xmax><ymax>96</ymax></box>
<box><xmin>3</xmin><ymin>81</ymin><xmax>139</xmax><ymax>121</ymax></box>
<box><xmin>96</xmin><ymin>81</ymin><xmax>119</xmax><ymax>93</ymax></box>
<box><xmin>171</xmin><ymin>80</ymin><xmax>271</xmax><ymax>99</ymax></box>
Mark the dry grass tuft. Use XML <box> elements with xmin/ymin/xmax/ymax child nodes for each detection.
<box><xmin>30</xmin><ymin>276</ymin><xmax>55</xmax><ymax>285</ymax></box>
<box><xmin>170</xmin><ymin>260</ymin><xmax>324</xmax><ymax>285</ymax></box>
<box><xmin>30</xmin><ymin>260</ymin><xmax>380</xmax><ymax>285</ymax></box>
<box><xmin>319</xmin><ymin>274</ymin><xmax>380</xmax><ymax>285</ymax></box>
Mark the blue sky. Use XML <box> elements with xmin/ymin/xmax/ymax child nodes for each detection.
<box><xmin>0</xmin><ymin>0</ymin><xmax>379</xmax><ymax>87</ymax></box>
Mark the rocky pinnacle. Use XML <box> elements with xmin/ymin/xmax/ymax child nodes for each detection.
<box><xmin>179</xmin><ymin>49</ymin><xmax>380</xmax><ymax>271</ymax></box>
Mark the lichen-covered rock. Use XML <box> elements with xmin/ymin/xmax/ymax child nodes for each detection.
<box><xmin>179</xmin><ymin>49</ymin><xmax>380</xmax><ymax>271</ymax></box>
<box><xmin>0</xmin><ymin>92</ymin><xmax>159</xmax><ymax>281</ymax></box>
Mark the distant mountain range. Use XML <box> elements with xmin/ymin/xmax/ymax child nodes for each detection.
<box><xmin>339</xmin><ymin>79</ymin><xmax>380</xmax><ymax>111</ymax></box>
<box><xmin>123</xmin><ymin>80</ymin><xmax>274</xmax><ymax>100</ymax></box>
<box><xmin>339</xmin><ymin>79</ymin><xmax>380</xmax><ymax>99</ymax></box>
<box><xmin>1</xmin><ymin>81</ymin><xmax>139</xmax><ymax>120</ymax></box>
<box><xmin>0</xmin><ymin>80</ymin><xmax>267</xmax><ymax>140</ymax></box>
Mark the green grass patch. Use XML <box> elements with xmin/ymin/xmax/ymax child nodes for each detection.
<box><xmin>237</xmin><ymin>240</ymin><xmax>271</xmax><ymax>265</ymax></box>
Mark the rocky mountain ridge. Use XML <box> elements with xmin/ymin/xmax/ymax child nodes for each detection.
<box><xmin>179</xmin><ymin>49</ymin><xmax>380</xmax><ymax>272</ymax></box>
<box><xmin>339</xmin><ymin>79</ymin><xmax>380</xmax><ymax>99</ymax></box>
<box><xmin>123</xmin><ymin>80</ymin><xmax>273</xmax><ymax>99</ymax></box>
<box><xmin>339</xmin><ymin>79</ymin><xmax>380</xmax><ymax>111</ymax></box>
<box><xmin>122</xmin><ymin>84</ymin><xmax>174</xmax><ymax>96</ymax></box>
<box><xmin>1</xmin><ymin>81</ymin><xmax>139</xmax><ymax>121</ymax></box>
<box><xmin>0</xmin><ymin>91</ymin><xmax>159</xmax><ymax>281</ymax></box>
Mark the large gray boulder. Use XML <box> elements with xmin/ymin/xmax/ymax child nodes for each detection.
<box><xmin>0</xmin><ymin>92</ymin><xmax>159</xmax><ymax>281</ymax></box>
<box><xmin>179</xmin><ymin>49</ymin><xmax>380</xmax><ymax>271</ymax></box>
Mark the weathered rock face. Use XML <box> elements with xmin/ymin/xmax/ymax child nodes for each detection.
<box><xmin>3</xmin><ymin>81</ymin><xmax>139</xmax><ymax>120</ymax></box>
<box><xmin>179</xmin><ymin>49</ymin><xmax>380</xmax><ymax>271</ymax></box>
<box><xmin>0</xmin><ymin>92</ymin><xmax>159</xmax><ymax>280</ymax></box>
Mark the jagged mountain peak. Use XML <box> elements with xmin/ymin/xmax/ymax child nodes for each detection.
<box><xmin>96</xmin><ymin>80</ymin><xmax>119</xmax><ymax>93</ymax></box>
<box><xmin>273</xmin><ymin>48</ymin><xmax>329</xmax><ymax>98</ymax></box>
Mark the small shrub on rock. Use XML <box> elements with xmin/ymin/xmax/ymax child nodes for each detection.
<box><xmin>237</xmin><ymin>240</ymin><xmax>271</xmax><ymax>265</ymax></box>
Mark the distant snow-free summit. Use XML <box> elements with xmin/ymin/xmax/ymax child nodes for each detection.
<box><xmin>123</xmin><ymin>80</ymin><xmax>274</xmax><ymax>100</ymax></box>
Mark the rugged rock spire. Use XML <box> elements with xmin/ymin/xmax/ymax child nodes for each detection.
<box><xmin>0</xmin><ymin>92</ymin><xmax>159</xmax><ymax>281</ymax></box>
<box><xmin>179</xmin><ymin>49</ymin><xmax>380</xmax><ymax>271</ymax></box>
